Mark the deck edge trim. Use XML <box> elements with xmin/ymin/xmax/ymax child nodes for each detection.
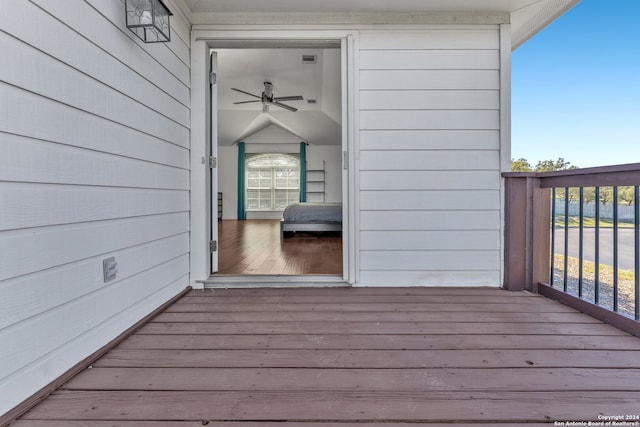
<box><xmin>538</xmin><ymin>283</ymin><xmax>640</xmax><ymax>338</ymax></box>
<box><xmin>0</xmin><ymin>286</ymin><xmax>192</xmax><ymax>426</ymax></box>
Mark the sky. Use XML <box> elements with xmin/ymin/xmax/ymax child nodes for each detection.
<box><xmin>511</xmin><ymin>0</ymin><xmax>640</xmax><ymax>168</ymax></box>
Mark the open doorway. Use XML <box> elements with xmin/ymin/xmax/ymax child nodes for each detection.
<box><xmin>210</xmin><ymin>44</ymin><xmax>345</xmax><ymax>277</ymax></box>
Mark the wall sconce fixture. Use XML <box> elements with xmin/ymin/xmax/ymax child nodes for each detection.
<box><xmin>125</xmin><ymin>0</ymin><xmax>172</xmax><ymax>43</ymax></box>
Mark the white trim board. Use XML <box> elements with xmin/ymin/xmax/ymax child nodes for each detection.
<box><xmin>190</xmin><ymin>29</ymin><xmax>358</xmax><ymax>287</ymax></box>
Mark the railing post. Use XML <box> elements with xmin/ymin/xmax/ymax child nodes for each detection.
<box><xmin>532</xmin><ymin>179</ymin><xmax>551</xmax><ymax>292</ymax></box>
<box><xmin>503</xmin><ymin>173</ymin><xmax>550</xmax><ymax>292</ymax></box>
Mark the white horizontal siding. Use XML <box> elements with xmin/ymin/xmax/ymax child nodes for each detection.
<box><xmin>0</xmin><ymin>234</ymin><xmax>189</xmax><ymax>330</ymax></box>
<box><xmin>82</xmin><ymin>0</ymin><xmax>190</xmax><ymax>83</ymax></box>
<box><xmin>360</xmin><ymin>190</ymin><xmax>500</xmax><ymax>210</ymax></box>
<box><xmin>0</xmin><ymin>274</ymin><xmax>187</xmax><ymax>417</ymax></box>
<box><xmin>0</xmin><ymin>1</ymin><xmax>189</xmax><ymax>119</ymax></box>
<box><xmin>359</xmin><ymin>29</ymin><xmax>499</xmax><ymax>50</ymax></box>
<box><xmin>360</xmin><ymin>70</ymin><xmax>500</xmax><ymax>90</ymax></box>
<box><xmin>358</xmin><ymin>28</ymin><xmax>502</xmax><ymax>287</ymax></box>
<box><xmin>360</xmin><ymin>90</ymin><xmax>500</xmax><ymax>110</ymax></box>
<box><xmin>360</xmin><ymin>130</ymin><xmax>500</xmax><ymax>151</ymax></box>
<box><xmin>0</xmin><ymin>33</ymin><xmax>188</xmax><ymax>145</ymax></box>
<box><xmin>360</xmin><ymin>110</ymin><xmax>500</xmax><ymax>130</ymax></box>
<box><xmin>29</xmin><ymin>0</ymin><xmax>190</xmax><ymax>88</ymax></box>
<box><xmin>0</xmin><ymin>255</ymin><xmax>189</xmax><ymax>381</ymax></box>
<box><xmin>359</xmin><ymin>271</ymin><xmax>501</xmax><ymax>287</ymax></box>
<box><xmin>360</xmin><ymin>171</ymin><xmax>500</xmax><ymax>190</ymax></box>
<box><xmin>361</xmin><ymin>250</ymin><xmax>500</xmax><ymax>271</ymax></box>
<box><xmin>0</xmin><ymin>212</ymin><xmax>189</xmax><ymax>282</ymax></box>
<box><xmin>0</xmin><ymin>0</ymin><xmax>191</xmax><ymax>415</ymax></box>
<box><xmin>360</xmin><ymin>211</ymin><xmax>500</xmax><ymax>231</ymax></box>
<box><xmin>361</xmin><ymin>230</ymin><xmax>500</xmax><ymax>250</ymax></box>
<box><xmin>0</xmin><ymin>83</ymin><xmax>189</xmax><ymax>167</ymax></box>
<box><xmin>0</xmin><ymin>183</ymin><xmax>189</xmax><ymax>231</ymax></box>
<box><xmin>360</xmin><ymin>50</ymin><xmax>499</xmax><ymax>70</ymax></box>
<box><xmin>360</xmin><ymin>150</ymin><xmax>499</xmax><ymax>171</ymax></box>
<box><xmin>1</xmin><ymin>133</ymin><xmax>189</xmax><ymax>190</ymax></box>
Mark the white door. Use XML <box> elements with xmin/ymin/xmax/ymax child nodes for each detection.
<box><xmin>210</xmin><ymin>51</ymin><xmax>219</xmax><ymax>274</ymax></box>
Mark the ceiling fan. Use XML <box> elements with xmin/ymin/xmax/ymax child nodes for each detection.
<box><xmin>232</xmin><ymin>81</ymin><xmax>303</xmax><ymax>112</ymax></box>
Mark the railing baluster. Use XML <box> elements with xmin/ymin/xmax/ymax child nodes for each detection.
<box><xmin>564</xmin><ymin>187</ymin><xmax>569</xmax><ymax>292</ymax></box>
<box><xmin>503</xmin><ymin>165</ymin><xmax>640</xmax><ymax>336</ymax></box>
<box><xmin>635</xmin><ymin>185</ymin><xmax>639</xmax><ymax>321</ymax></box>
<box><xmin>613</xmin><ymin>186</ymin><xmax>619</xmax><ymax>312</ymax></box>
<box><xmin>595</xmin><ymin>186</ymin><xmax>600</xmax><ymax>305</ymax></box>
<box><xmin>551</xmin><ymin>188</ymin><xmax>556</xmax><ymax>286</ymax></box>
<box><xmin>579</xmin><ymin>187</ymin><xmax>584</xmax><ymax>297</ymax></box>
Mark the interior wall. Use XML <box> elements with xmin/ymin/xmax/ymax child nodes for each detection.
<box><xmin>307</xmin><ymin>145</ymin><xmax>343</xmax><ymax>203</ymax></box>
<box><xmin>0</xmin><ymin>0</ymin><xmax>191</xmax><ymax>415</ymax></box>
<box><xmin>218</xmin><ymin>143</ymin><xmax>342</xmax><ymax>220</ymax></box>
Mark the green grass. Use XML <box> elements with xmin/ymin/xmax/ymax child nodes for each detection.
<box><xmin>554</xmin><ymin>254</ymin><xmax>636</xmax><ymax>282</ymax></box>
<box><xmin>553</xmin><ymin>215</ymin><xmax>635</xmax><ymax>228</ymax></box>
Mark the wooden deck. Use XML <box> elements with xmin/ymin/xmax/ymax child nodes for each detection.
<box><xmin>12</xmin><ymin>287</ymin><xmax>640</xmax><ymax>426</ymax></box>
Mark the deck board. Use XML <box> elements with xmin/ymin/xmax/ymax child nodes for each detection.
<box><xmin>176</xmin><ymin>295</ymin><xmax>551</xmax><ymax>304</ymax></box>
<box><xmin>15</xmin><ymin>287</ymin><xmax>640</xmax><ymax>425</ymax></box>
<box><xmin>165</xmin><ymin>302</ymin><xmax>578</xmax><ymax>313</ymax></box>
<box><xmin>153</xmin><ymin>310</ymin><xmax>599</xmax><ymax>322</ymax></box>
<box><xmin>13</xmin><ymin>423</ymin><xmax>555</xmax><ymax>427</ymax></box>
<box><xmin>64</xmin><ymin>367</ymin><xmax>640</xmax><ymax>391</ymax></box>
<box><xmin>19</xmin><ymin>390</ymin><xmax>640</xmax><ymax>421</ymax></box>
<box><xmin>136</xmin><ymin>321</ymin><xmax>624</xmax><ymax>335</ymax></box>
<box><xmin>93</xmin><ymin>348</ymin><xmax>640</xmax><ymax>368</ymax></box>
<box><xmin>13</xmin><ymin>423</ymin><xmax>554</xmax><ymax>427</ymax></box>
<box><xmin>118</xmin><ymin>333</ymin><xmax>640</xmax><ymax>350</ymax></box>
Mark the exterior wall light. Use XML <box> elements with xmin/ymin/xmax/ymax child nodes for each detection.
<box><xmin>125</xmin><ymin>0</ymin><xmax>172</xmax><ymax>43</ymax></box>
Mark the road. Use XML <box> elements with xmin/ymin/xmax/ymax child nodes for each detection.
<box><xmin>553</xmin><ymin>228</ymin><xmax>638</xmax><ymax>271</ymax></box>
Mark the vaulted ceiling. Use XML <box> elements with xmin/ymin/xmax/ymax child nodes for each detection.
<box><xmin>215</xmin><ymin>48</ymin><xmax>342</xmax><ymax>146</ymax></box>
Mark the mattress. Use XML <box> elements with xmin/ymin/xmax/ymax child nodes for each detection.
<box><xmin>282</xmin><ymin>202</ymin><xmax>342</xmax><ymax>222</ymax></box>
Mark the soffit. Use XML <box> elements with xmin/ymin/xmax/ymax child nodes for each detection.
<box><xmin>185</xmin><ymin>0</ymin><xmax>542</xmax><ymax>14</ymax></box>
<box><xmin>178</xmin><ymin>0</ymin><xmax>580</xmax><ymax>49</ymax></box>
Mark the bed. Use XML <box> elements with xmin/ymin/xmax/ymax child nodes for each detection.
<box><xmin>280</xmin><ymin>202</ymin><xmax>342</xmax><ymax>239</ymax></box>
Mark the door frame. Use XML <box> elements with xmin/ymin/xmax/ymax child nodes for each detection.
<box><xmin>189</xmin><ymin>29</ymin><xmax>360</xmax><ymax>287</ymax></box>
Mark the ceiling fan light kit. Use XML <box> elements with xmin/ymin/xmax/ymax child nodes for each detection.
<box><xmin>232</xmin><ymin>81</ymin><xmax>304</xmax><ymax>112</ymax></box>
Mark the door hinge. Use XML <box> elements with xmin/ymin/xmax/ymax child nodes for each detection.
<box><xmin>209</xmin><ymin>240</ymin><xmax>217</xmax><ymax>252</ymax></box>
<box><xmin>343</xmin><ymin>151</ymin><xmax>348</xmax><ymax>170</ymax></box>
<box><xmin>209</xmin><ymin>72</ymin><xmax>217</xmax><ymax>84</ymax></box>
<box><xmin>209</xmin><ymin>156</ymin><xmax>217</xmax><ymax>168</ymax></box>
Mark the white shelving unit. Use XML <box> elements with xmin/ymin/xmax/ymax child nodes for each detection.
<box><xmin>305</xmin><ymin>160</ymin><xmax>326</xmax><ymax>203</ymax></box>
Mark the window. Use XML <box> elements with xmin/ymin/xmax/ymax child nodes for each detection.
<box><xmin>246</xmin><ymin>154</ymin><xmax>299</xmax><ymax>210</ymax></box>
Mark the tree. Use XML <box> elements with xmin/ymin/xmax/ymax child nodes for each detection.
<box><xmin>533</xmin><ymin>157</ymin><xmax>577</xmax><ymax>172</ymax></box>
<box><xmin>510</xmin><ymin>157</ymin><xmax>577</xmax><ymax>173</ymax></box>
<box><xmin>598</xmin><ymin>187</ymin><xmax>614</xmax><ymax>205</ymax></box>
<box><xmin>510</xmin><ymin>158</ymin><xmax>533</xmax><ymax>172</ymax></box>
<box><xmin>618</xmin><ymin>186</ymin><xmax>635</xmax><ymax>206</ymax></box>
<box><xmin>511</xmin><ymin>158</ymin><xmax>580</xmax><ymax>202</ymax></box>
<box><xmin>582</xmin><ymin>187</ymin><xmax>596</xmax><ymax>204</ymax></box>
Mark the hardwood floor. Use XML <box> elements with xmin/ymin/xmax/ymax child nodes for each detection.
<box><xmin>217</xmin><ymin>219</ymin><xmax>342</xmax><ymax>275</ymax></box>
<box><xmin>13</xmin><ymin>287</ymin><xmax>640</xmax><ymax>425</ymax></box>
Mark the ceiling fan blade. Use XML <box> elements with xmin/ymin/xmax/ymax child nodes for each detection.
<box><xmin>272</xmin><ymin>101</ymin><xmax>298</xmax><ymax>112</ymax></box>
<box><xmin>233</xmin><ymin>100</ymin><xmax>261</xmax><ymax>104</ymax></box>
<box><xmin>273</xmin><ymin>95</ymin><xmax>303</xmax><ymax>102</ymax></box>
<box><xmin>231</xmin><ymin>88</ymin><xmax>261</xmax><ymax>99</ymax></box>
